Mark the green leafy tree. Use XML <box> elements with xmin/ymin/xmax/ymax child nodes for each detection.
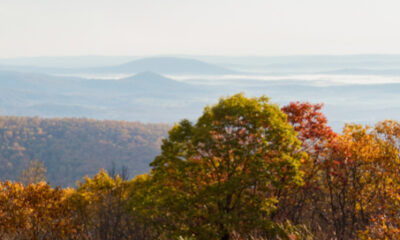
<box><xmin>147</xmin><ymin>94</ymin><xmax>305</xmax><ymax>239</ymax></box>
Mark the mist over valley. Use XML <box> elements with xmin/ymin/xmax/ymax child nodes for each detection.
<box><xmin>1</xmin><ymin>55</ymin><xmax>400</xmax><ymax>131</ymax></box>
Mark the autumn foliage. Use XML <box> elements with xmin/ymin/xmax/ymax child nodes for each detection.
<box><xmin>1</xmin><ymin>94</ymin><xmax>400</xmax><ymax>239</ymax></box>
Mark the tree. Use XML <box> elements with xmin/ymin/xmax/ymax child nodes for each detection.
<box><xmin>19</xmin><ymin>160</ymin><xmax>47</xmax><ymax>185</ymax></box>
<box><xmin>281</xmin><ymin>102</ymin><xmax>335</xmax><ymax>149</ymax></box>
<box><xmin>277</xmin><ymin>102</ymin><xmax>337</xmax><ymax>235</ymax></box>
<box><xmin>147</xmin><ymin>94</ymin><xmax>305</xmax><ymax>239</ymax></box>
<box><xmin>358</xmin><ymin>120</ymin><xmax>400</xmax><ymax>239</ymax></box>
<box><xmin>0</xmin><ymin>181</ymin><xmax>80</xmax><ymax>240</ymax></box>
<box><xmin>70</xmin><ymin>169</ymin><xmax>152</xmax><ymax>240</ymax></box>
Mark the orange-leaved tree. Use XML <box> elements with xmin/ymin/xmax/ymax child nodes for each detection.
<box><xmin>277</xmin><ymin>102</ymin><xmax>336</xmax><ymax>232</ymax></box>
<box><xmin>0</xmin><ymin>181</ymin><xmax>80</xmax><ymax>240</ymax></box>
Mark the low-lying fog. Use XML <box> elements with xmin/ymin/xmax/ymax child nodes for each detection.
<box><xmin>55</xmin><ymin>73</ymin><xmax>400</xmax><ymax>86</ymax></box>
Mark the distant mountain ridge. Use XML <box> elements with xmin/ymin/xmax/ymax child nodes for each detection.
<box><xmin>80</xmin><ymin>71</ymin><xmax>199</xmax><ymax>95</ymax></box>
<box><xmin>0</xmin><ymin>70</ymin><xmax>209</xmax><ymax>122</ymax></box>
<box><xmin>0</xmin><ymin>57</ymin><xmax>236</xmax><ymax>75</ymax></box>
<box><xmin>86</xmin><ymin>57</ymin><xmax>236</xmax><ymax>74</ymax></box>
<box><xmin>0</xmin><ymin>70</ymin><xmax>194</xmax><ymax>92</ymax></box>
<box><xmin>120</xmin><ymin>71</ymin><xmax>190</xmax><ymax>88</ymax></box>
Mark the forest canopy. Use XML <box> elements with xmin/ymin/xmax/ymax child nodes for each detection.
<box><xmin>1</xmin><ymin>94</ymin><xmax>400</xmax><ymax>239</ymax></box>
<box><xmin>0</xmin><ymin>117</ymin><xmax>169</xmax><ymax>186</ymax></box>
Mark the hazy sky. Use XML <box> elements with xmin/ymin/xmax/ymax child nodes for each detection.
<box><xmin>1</xmin><ymin>0</ymin><xmax>400</xmax><ymax>58</ymax></box>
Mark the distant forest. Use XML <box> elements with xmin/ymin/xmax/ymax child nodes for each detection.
<box><xmin>0</xmin><ymin>116</ymin><xmax>169</xmax><ymax>186</ymax></box>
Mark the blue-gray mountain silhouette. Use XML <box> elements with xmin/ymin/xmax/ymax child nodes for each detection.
<box><xmin>87</xmin><ymin>57</ymin><xmax>235</xmax><ymax>74</ymax></box>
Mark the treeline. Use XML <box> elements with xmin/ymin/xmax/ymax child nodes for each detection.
<box><xmin>0</xmin><ymin>116</ymin><xmax>169</xmax><ymax>186</ymax></box>
<box><xmin>1</xmin><ymin>94</ymin><xmax>400</xmax><ymax>239</ymax></box>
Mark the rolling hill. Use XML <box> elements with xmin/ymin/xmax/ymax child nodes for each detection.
<box><xmin>0</xmin><ymin>57</ymin><xmax>236</xmax><ymax>75</ymax></box>
<box><xmin>0</xmin><ymin>116</ymin><xmax>170</xmax><ymax>187</ymax></box>
<box><xmin>0</xmin><ymin>70</ymin><xmax>210</xmax><ymax>122</ymax></box>
<box><xmin>82</xmin><ymin>57</ymin><xmax>236</xmax><ymax>74</ymax></box>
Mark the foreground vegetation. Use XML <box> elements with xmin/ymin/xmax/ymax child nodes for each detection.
<box><xmin>1</xmin><ymin>94</ymin><xmax>400</xmax><ymax>239</ymax></box>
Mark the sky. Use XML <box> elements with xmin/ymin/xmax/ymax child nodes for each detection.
<box><xmin>1</xmin><ymin>0</ymin><xmax>400</xmax><ymax>58</ymax></box>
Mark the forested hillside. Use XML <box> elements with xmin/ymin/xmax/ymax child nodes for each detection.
<box><xmin>0</xmin><ymin>116</ymin><xmax>169</xmax><ymax>186</ymax></box>
<box><xmin>2</xmin><ymin>95</ymin><xmax>400</xmax><ymax>239</ymax></box>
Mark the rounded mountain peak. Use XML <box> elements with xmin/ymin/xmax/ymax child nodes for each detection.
<box><xmin>120</xmin><ymin>71</ymin><xmax>188</xmax><ymax>90</ymax></box>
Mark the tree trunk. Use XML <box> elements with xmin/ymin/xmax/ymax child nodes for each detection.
<box><xmin>221</xmin><ymin>233</ymin><xmax>230</xmax><ymax>240</ymax></box>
